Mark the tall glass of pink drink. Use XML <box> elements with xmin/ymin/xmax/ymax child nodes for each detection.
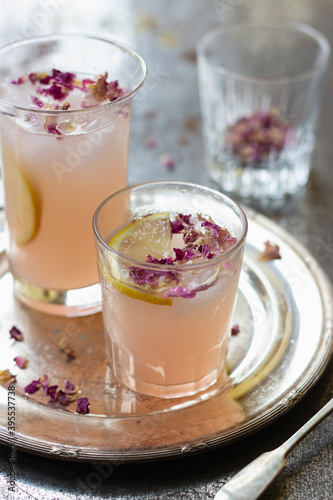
<box><xmin>93</xmin><ymin>181</ymin><xmax>248</xmax><ymax>398</ymax></box>
<box><xmin>0</xmin><ymin>35</ymin><xmax>146</xmax><ymax>316</ymax></box>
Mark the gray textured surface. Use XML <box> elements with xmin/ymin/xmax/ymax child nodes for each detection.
<box><xmin>0</xmin><ymin>0</ymin><xmax>333</xmax><ymax>498</ymax></box>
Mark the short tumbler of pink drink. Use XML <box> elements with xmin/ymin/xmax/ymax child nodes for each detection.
<box><xmin>0</xmin><ymin>35</ymin><xmax>146</xmax><ymax>316</ymax></box>
<box><xmin>93</xmin><ymin>181</ymin><xmax>248</xmax><ymax>398</ymax></box>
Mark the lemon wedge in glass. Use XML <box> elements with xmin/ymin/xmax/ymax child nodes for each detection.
<box><xmin>1</xmin><ymin>143</ymin><xmax>39</xmax><ymax>245</ymax></box>
<box><xmin>102</xmin><ymin>212</ymin><xmax>173</xmax><ymax>305</ymax></box>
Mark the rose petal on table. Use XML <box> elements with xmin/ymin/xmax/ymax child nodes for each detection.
<box><xmin>0</xmin><ymin>369</ymin><xmax>16</xmax><ymax>383</ymax></box>
<box><xmin>76</xmin><ymin>397</ymin><xmax>90</xmax><ymax>414</ymax></box>
<box><xmin>9</xmin><ymin>326</ymin><xmax>24</xmax><ymax>342</ymax></box>
<box><xmin>13</xmin><ymin>356</ymin><xmax>29</xmax><ymax>369</ymax></box>
<box><xmin>259</xmin><ymin>241</ymin><xmax>281</xmax><ymax>261</ymax></box>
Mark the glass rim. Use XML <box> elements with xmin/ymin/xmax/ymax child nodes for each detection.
<box><xmin>0</xmin><ymin>33</ymin><xmax>148</xmax><ymax>115</ymax></box>
<box><xmin>196</xmin><ymin>20</ymin><xmax>331</xmax><ymax>85</ymax></box>
<box><xmin>93</xmin><ymin>180</ymin><xmax>248</xmax><ymax>272</ymax></box>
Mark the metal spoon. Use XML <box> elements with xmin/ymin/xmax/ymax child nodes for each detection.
<box><xmin>214</xmin><ymin>397</ymin><xmax>333</xmax><ymax>500</ymax></box>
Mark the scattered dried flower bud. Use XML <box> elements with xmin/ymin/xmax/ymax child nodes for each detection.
<box><xmin>13</xmin><ymin>356</ymin><xmax>29</xmax><ymax>369</ymax></box>
<box><xmin>46</xmin><ymin>385</ymin><xmax>59</xmax><ymax>403</ymax></box>
<box><xmin>41</xmin><ymin>374</ymin><xmax>49</xmax><ymax>393</ymax></box>
<box><xmin>76</xmin><ymin>397</ymin><xmax>90</xmax><ymax>414</ymax></box>
<box><xmin>24</xmin><ymin>379</ymin><xmax>42</xmax><ymax>394</ymax></box>
<box><xmin>11</xmin><ymin>76</ymin><xmax>26</xmax><ymax>85</ymax></box>
<box><xmin>144</xmin><ymin>137</ymin><xmax>157</xmax><ymax>149</ymax></box>
<box><xmin>57</xmin><ymin>389</ymin><xmax>71</xmax><ymax>405</ymax></box>
<box><xmin>58</xmin><ymin>337</ymin><xmax>76</xmax><ymax>359</ymax></box>
<box><xmin>259</xmin><ymin>241</ymin><xmax>281</xmax><ymax>261</ymax></box>
<box><xmin>65</xmin><ymin>380</ymin><xmax>76</xmax><ymax>392</ymax></box>
<box><xmin>9</xmin><ymin>326</ymin><xmax>24</xmax><ymax>342</ymax></box>
<box><xmin>159</xmin><ymin>154</ymin><xmax>175</xmax><ymax>170</ymax></box>
<box><xmin>0</xmin><ymin>369</ymin><xmax>16</xmax><ymax>384</ymax></box>
<box><xmin>231</xmin><ymin>325</ymin><xmax>240</xmax><ymax>336</ymax></box>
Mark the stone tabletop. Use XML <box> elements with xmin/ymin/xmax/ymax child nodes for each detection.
<box><xmin>0</xmin><ymin>0</ymin><xmax>332</xmax><ymax>499</ymax></box>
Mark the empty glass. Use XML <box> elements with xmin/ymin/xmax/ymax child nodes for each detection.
<box><xmin>197</xmin><ymin>22</ymin><xmax>330</xmax><ymax>203</ymax></box>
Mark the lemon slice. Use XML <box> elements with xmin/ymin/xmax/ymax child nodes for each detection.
<box><xmin>110</xmin><ymin>212</ymin><xmax>172</xmax><ymax>260</ymax></box>
<box><xmin>1</xmin><ymin>143</ymin><xmax>39</xmax><ymax>245</ymax></box>
<box><xmin>104</xmin><ymin>213</ymin><xmax>173</xmax><ymax>306</ymax></box>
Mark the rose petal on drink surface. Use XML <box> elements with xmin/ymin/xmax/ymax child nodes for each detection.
<box><xmin>201</xmin><ymin>220</ymin><xmax>221</xmax><ymax>238</ymax></box>
<box><xmin>164</xmin><ymin>286</ymin><xmax>196</xmax><ymax>299</ymax></box>
<box><xmin>11</xmin><ymin>76</ymin><xmax>26</xmax><ymax>85</ymax></box>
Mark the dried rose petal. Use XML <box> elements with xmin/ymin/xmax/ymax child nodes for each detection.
<box><xmin>225</xmin><ymin>108</ymin><xmax>291</xmax><ymax>165</ymax></box>
<box><xmin>13</xmin><ymin>356</ymin><xmax>28</xmax><ymax>369</ymax></box>
<box><xmin>159</xmin><ymin>154</ymin><xmax>175</xmax><ymax>170</ymax></box>
<box><xmin>129</xmin><ymin>265</ymin><xmax>177</xmax><ymax>288</ymax></box>
<box><xmin>51</xmin><ymin>69</ymin><xmax>76</xmax><ymax>89</ymax></box>
<box><xmin>61</xmin><ymin>383</ymin><xmax>80</xmax><ymax>404</ymax></box>
<box><xmin>45</xmin><ymin>123</ymin><xmax>62</xmax><ymax>136</ymax></box>
<box><xmin>30</xmin><ymin>95</ymin><xmax>44</xmax><ymax>108</ymax></box>
<box><xmin>58</xmin><ymin>337</ymin><xmax>76</xmax><ymax>359</ymax></box>
<box><xmin>144</xmin><ymin>137</ymin><xmax>157</xmax><ymax>149</ymax></box>
<box><xmin>76</xmin><ymin>397</ymin><xmax>90</xmax><ymax>414</ymax></box>
<box><xmin>80</xmin><ymin>74</ymin><xmax>125</xmax><ymax>108</ymax></box>
<box><xmin>259</xmin><ymin>241</ymin><xmax>281</xmax><ymax>261</ymax></box>
<box><xmin>0</xmin><ymin>369</ymin><xmax>16</xmax><ymax>383</ymax></box>
<box><xmin>146</xmin><ymin>255</ymin><xmax>174</xmax><ymax>265</ymax></box>
<box><xmin>183</xmin><ymin>227</ymin><xmax>200</xmax><ymax>245</ymax></box>
<box><xmin>11</xmin><ymin>76</ymin><xmax>26</xmax><ymax>85</ymax></box>
<box><xmin>80</xmin><ymin>78</ymin><xmax>95</xmax><ymax>89</ymax></box>
<box><xmin>173</xmin><ymin>248</ymin><xmax>185</xmax><ymax>261</ymax></box>
<box><xmin>201</xmin><ymin>220</ymin><xmax>221</xmax><ymax>238</ymax></box>
<box><xmin>199</xmin><ymin>244</ymin><xmax>214</xmax><ymax>260</ymax></box>
<box><xmin>231</xmin><ymin>324</ymin><xmax>240</xmax><ymax>336</ymax></box>
<box><xmin>57</xmin><ymin>389</ymin><xmax>71</xmax><ymax>405</ymax></box>
<box><xmin>176</xmin><ymin>248</ymin><xmax>196</xmax><ymax>260</ymax></box>
<box><xmin>106</xmin><ymin>79</ymin><xmax>125</xmax><ymax>101</ymax></box>
<box><xmin>25</xmin><ymin>379</ymin><xmax>42</xmax><ymax>394</ymax></box>
<box><xmin>43</xmin><ymin>83</ymin><xmax>69</xmax><ymax>101</ymax></box>
<box><xmin>65</xmin><ymin>380</ymin><xmax>76</xmax><ymax>392</ymax></box>
<box><xmin>41</xmin><ymin>374</ymin><xmax>49</xmax><ymax>393</ymax></box>
<box><xmin>164</xmin><ymin>286</ymin><xmax>196</xmax><ymax>299</ymax></box>
<box><xmin>171</xmin><ymin>219</ymin><xmax>185</xmax><ymax>234</ymax></box>
<box><xmin>9</xmin><ymin>326</ymin><xmax>24</xmax><ymax>342</ymax></box>
<box><xmin>46</xmin><ymin>385</ymin><xmax>58</xmax><ymax>403</ymax></box>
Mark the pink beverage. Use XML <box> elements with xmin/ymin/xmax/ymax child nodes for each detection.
<box><xmin>94</xmin><ymin>182</ymin><xmax>248</xmax><ymax>398</ymax></box>
<box><xmin>0</xmin><ymin>36</ymin><xmax>147</xmax><ymax>315</ymax></box>
<box><xmin>1</xmin><ymin>104</ymin><xmax>130</xmax><ymax>291</ymax></box>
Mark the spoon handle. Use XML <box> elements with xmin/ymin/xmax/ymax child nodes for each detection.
<box><xmin>214</xmin><ymin>397</ymin><xmax>333</xmax><ymax>500</ymax></box>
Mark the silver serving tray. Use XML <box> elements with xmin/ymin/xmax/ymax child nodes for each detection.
<box><xmin>0</xmin><ymin>208</ymin><xmax>332</xmax><ymax>462</ymax></box>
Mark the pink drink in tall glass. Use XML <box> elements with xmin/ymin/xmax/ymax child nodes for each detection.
<box><xmin>0</xmin><ymin>35</ymin><xmax>147</xmax><ymax>316</ymax></box>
